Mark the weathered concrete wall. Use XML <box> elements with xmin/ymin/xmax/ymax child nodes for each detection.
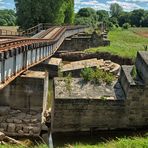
<box><xmin>52</xmin><ymin>78</ymin><xmax>126</xmax><ymax>133</ymax></box>
<box><xmin>0</xmin><ymin>71</ymin><xmax>48</xmax><ymax>111</ymax></box>
<box><xmin>52</xmin><ymin>99</ymin><xmax>126</xmax><ymax>132</ymax></box>
<box><xmin>0</xmin><ymin>107</ymin><xmax>41</xmax><ymax>136</ymax></box>
<box><xmin>30</xmin><ymin>58</ymin><xmax>62</xmax><ymax>78</ymax></box>
<box><xmin>59</xmin><ymin>32</ymin><xmax>110</xmax><ymax>52</ymax></box>
<box><xmin>55</xmin><ymin>51</ymin><xmax>133</xmax><ymax>65</ymax></box>
<box><xmin>0</xmin><ymin>70</ymin><xmax>49</xmax><ymax>136</ymax></box>
<box><xmin>135</xmin><ymin>51</ymin><xmax>148</xmax><ymax>84</ymax></box>
<box><xmin>52</xmin><ymin>78</ymin><xmax>148</xmax><ymax>133</ymax></box>
<box><xmin>52</xmin><ymin>51</ymin><xmax>148</xmax><ymax>133</ymax></box>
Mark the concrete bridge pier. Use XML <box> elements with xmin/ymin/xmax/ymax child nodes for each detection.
<box><xmin>0</xmin><ymin>70</ymin><xmax>49</xmax><ymax>137</ymax></box>
<box><xmin>30</xmin><ymin>57</ymin><xmax>62</xmax><ymax>78</ymax></box>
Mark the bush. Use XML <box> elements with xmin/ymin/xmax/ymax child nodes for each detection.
<box><xmin>80</xmin><ymin>68</ymin><xmax>115</xmax><ymax>85</ymax></box>
<box><xmin>104</xmin><ymin>72</ymin><xmax>115</xmax><ymax>85</ymax></box>
<box><xmin>131</xmin><ymin>65</ymin><xmax>137</xmax><ymax>80</ymax></box>
<box><xmin>122</xmin><ymin>23</ymin><xmax>131</xmax><ymax>29</ymax></box>
<box><xmin>80</xmin><ymin>67</ymin><xmax>94</xmax><ymax>82</ymax></box>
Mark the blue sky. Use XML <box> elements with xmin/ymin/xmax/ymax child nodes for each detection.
<box><xmin>0</xmin><ymin>0</ymin><xmax>148</xmax><ymax>12</ymax></box>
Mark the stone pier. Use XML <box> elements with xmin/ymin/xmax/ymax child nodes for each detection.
<box><xmin>52</xmin><ymin>51</ymin><xmax>148</xmax><ymax>133</ymax></box>
<box><xmin>59</xmin><ymin>32</ymin><xmax>110</xmax><ymax>52</ymax></box>
<box><xmin>0</xmin><ymin>70</ymin><xmax>48</xmax><ymax>136</ymax></box>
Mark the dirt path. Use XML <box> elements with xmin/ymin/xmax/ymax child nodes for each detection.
<box><xmin>135</xmin><ymin>32</ymin><xmax>148</xmax><ymax>38</ymax></box>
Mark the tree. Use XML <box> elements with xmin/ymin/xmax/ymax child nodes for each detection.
<box><xmin>129</xmin><ymin>9</ymin><xmax>144</xmax><ymax>27</ymax></box>
<box><xmin>96</xmin><ymin>10</ymin><xmax>109</xmax><ymax>22</ymax></box>
<box><xmin>75</xmin><ymin>7</ymin><xmax>98</xmax><ymax>28</ymax></box>
<box><xmin>0</xmin><ymin>9</ymin><xmax>16</xmax><ymax>26</ymax></box>
<box><xmin>141</xmin><ymin>11</ymin><xmax>148</xmax><ymax>27</ymax></box>
<box><xmin>110</xmin><ymin>3</ymin><xmax>123</xmax><ymax>18</ymax></box>
<box><xmin>118</xmin><ymin>12</ymin><xmax>130</xmax><ymax>27</ymax></box>
<box><xmin>14</xmin><ymin>0</ymin><xmax>74</xmax><ymax>29</ymax></box>
<box><xmin>77</xmin><ymin>8</ymin><xmax>96</xmax><ymax>17</ymax></box>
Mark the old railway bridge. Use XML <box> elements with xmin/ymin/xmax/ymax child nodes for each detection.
<box><xmin>0</xmin><ymin>24</ymin><xmax>86</xmax><ymax>89</ymax></box>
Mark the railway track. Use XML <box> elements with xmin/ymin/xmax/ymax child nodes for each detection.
<box><xmin>0</xmin><ymin>25</ymin><xmax>87</xmax><ymax>89</ymax></box>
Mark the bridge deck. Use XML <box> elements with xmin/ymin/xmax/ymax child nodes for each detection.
<box><xmin>0</xmin><ymin>26</ymin><xmax>86</xmax><ymax>89</ymax></box>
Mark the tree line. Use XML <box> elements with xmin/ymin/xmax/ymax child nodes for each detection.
<box><xmin>0</xmin><ymin>2</ymin><xmax>148</xmax><ymax>30</ymax></box>
<box><xmin>14</xmin><ymin>0</ymin><xmax>74</xmax><ymax>29</ymax></box>
<box><xmin>75</xmin><ymin>3</ymin><xmax>148</xmax><ymax>29</ymax></box>
<box><xmin>0</xmin><ymin>9</ymin><xmax>16</xmax><ymax>26</ymax></box>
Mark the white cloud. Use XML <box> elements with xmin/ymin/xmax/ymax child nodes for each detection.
<box><xmin>75</xmin><ymin>0</ymin><xmax>110</xmax><ymax>11</ymax></box>
<box><xmin>74</xmin><ymin>0</ymin><xmax>143</xmax><ymax>12</ymax></box>
<box><xmin>0</xmin><ymin>0</ymin><xmax>15</xmax><ymax>10</ymax></box>
<box><xmin>107</xmin><ymin>0</ymin><xmax>142</xmax><ymax>11</ymax></box>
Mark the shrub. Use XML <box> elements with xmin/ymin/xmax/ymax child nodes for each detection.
<box><xmin>58</xmin><ymin>66</ymin><xmax>63</xmax><ymax>77</ymax></box>
<box><xmin>81</xmin><ymin>67</ymin><xmax>115</xmax><ymax>85</ymax></box>
<box><xmin>131</xmin><ymin>65</ymin><xmax>137</xmax><ymax>80</ymax></box>
<box><xmin>104</xmin><ymin>72</ymin><xmax>115</xmax><ymax>85</ymax></box>
<box><xmin>80</xmin><ymin>67</ymin><xmax>94</xmax><ymax>82</ymax></box>
<box><xmin>122</xmin><ymin>23</ymin><xmax>131</xmax><ymax>29</ymax></box>
<box><xmin>144</xmin><ymin>45</ymin><xmax>148</xmax><ymax>51</ymax></box>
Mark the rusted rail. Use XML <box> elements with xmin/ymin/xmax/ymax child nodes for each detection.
<box><xmin>0</xmin><ymin>25</ymin><xmax>87</xmax><ymax>89</ymax></box>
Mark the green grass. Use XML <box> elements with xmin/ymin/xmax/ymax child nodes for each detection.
<box><xmin>1</xmin><ymin>136</ymin><xmax>148</xmax><ymax>148</ymax></box>
<box><xmin>48</xmin><ymin>79</ymin><xmax>53</xmax><ymax>108</ymax></box>
<box><xmin>63</xmin><ymin>136</ymin><xmax>148</xmax><ymax>148</ymax></box>
<box><xmin>0</xmin><ymin>144</ymin><xmax>48</xmax><ymax>148</ymax></box>
<box><xmin>85</xmin><ymin>28</ymin><xmax>148</xmax><ymax>59</ymax></box>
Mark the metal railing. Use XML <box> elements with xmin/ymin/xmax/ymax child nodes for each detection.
<box><xmin>0</xmin><ymin>26</ymin><xmax>87</xmax><ymax>89</ymax></box>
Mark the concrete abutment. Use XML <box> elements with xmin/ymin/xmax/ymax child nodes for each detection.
<box><xmin>52</xmin><ymin>51</ymin><xmax>148</xmax><ymax>134</ymax></box>
<box><xmin>0</xmin><ymin>70</ymin><xmax>49</xmax><ymax>137</ymax></box>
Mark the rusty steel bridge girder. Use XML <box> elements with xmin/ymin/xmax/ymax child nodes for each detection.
<box><xmin>0</xmin><ymin>26</ymin><xmax>87</xmax><ymax>89</ymax></box>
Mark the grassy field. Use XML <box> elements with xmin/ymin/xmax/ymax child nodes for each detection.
<box><xmin>63</xmin><ymin>136</ymin><xmax>148</xmax><ymax>148</ymax></box>
<box><xmin>86</xmin><ymin>28</ymin><xmax>148</xmax><ymax>59</ymax></box>
<box><xmin>1</xmin><ymin>136</ymin><xmax>148</xmax><ymax>148</ymax></box>
<box><xmin>0</xmin><ymin>144</ymin><xmax>48</xmax><ymax>148</ymax></box>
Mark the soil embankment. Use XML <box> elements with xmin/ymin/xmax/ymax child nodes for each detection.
<box><xmin>54</xmin><ymin>51</ymin><xmax>133</xmax><ymax>65</ymax></box>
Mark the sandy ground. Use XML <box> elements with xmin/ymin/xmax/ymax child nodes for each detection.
<box><xmin>136</xmin><ymin>32</ymin><xmax>148</xmax><ymax>38</ymax></box>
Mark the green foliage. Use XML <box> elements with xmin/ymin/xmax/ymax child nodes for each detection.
<box><xmin>74</xmin><ymin>7</ymin><xmax>98</xmax><ymax>28</ymax></box>
<box><xmin>75</xmin><ymin>6</ymin><xmax>148</xmax><ymax>30</ymax></box>
<box><xmin>129</xmin><ymin>9</ymin><xmax>145</xmax><ymax>27</ymax></box>
<box><xmin>122</xmin><ymin>23</ymin><xmax>131</xmax><ymax>29</ymax></box>
<box><xmin>66</xmin><ymin>136</ymin><xmax>148</xmax><ymax>148</ymax></box>
<box><xmin>110</xmin><ymin>3</ymin><xmax>123</xmax><ymax>18</ymax></box>
<box><xmin>144</xmin><ymin>45</ymin><xmax>148</xmax><ymax>51</ymax></box>
<box><xmin>80</xmin><ymin>67</ymin><xmax>94</xmax><ymax>82</ymax></box>
<box><xmin>131</xmin><ymin>66</ymin><xmax>137</xmax><ymax>80</ymax></box>
<box><xmin>14</xmin><ymin>0</ymin><xmax>74</xmax><ymax>29</ymax></box>
<box><xmin>0</xmin><ymin>144</ymin><xmax>48</xmax><ymax>148</ymax></box>
<box><xmin>104</xmin><ymin>72</ymin><xmax>115</xmax><ymax>85</ymax></box>
<box><xmin>80</xmin><ymin>68</ymin><xmax>115</xmax><ymax>85</ymax></box>
<box><xmin>0</xmin><ymin>9</ymin><xmax>16</xmax><ymax>26</ymax></box>
<box><xmin>77</xmin><ymin>8</ymin><xmax>96</xmax><ymax>17</ymax></box>
<box><xmin>109</xmin><ymin>17</ymin><xmax>119</xmax><ymax>28</ymax></box>
<box><xmin>118</xmin><ymin>12</ymin><xmax>130</xmax><ymax>27</ymax></box>
<box><xmin>86</xmin><ymin>28</ymin><xmax>148</xmax><ymax>59</ymax></box>
<box><xmin>100</xmin><ymin>96</ymin><xmax>107</xmax><ymax>100</ymax></box>
<box><xmin>58</xmin><ymin>66</ymin><xmax>63</xmax><ymax>77</ymax></box>
<box><xmin>96</xmin><ymin>10</ymin><xmax>109</xmax><ymax>22</ymax></box>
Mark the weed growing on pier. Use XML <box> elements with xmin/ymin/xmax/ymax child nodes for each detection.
<box><xmin>58</xmin><ymin>66</ymin><xmax>63</xmax><ymax>77</ymax></box>
<box><xmin>131</xmin><ymin>66</ymin><xmax>137</xmax><ymax>80</ymax></box>
<box><xmin>80</xmin><ymin>67</ymin><xmax>115</xmax><ymax>85</ymax></box>
<box><xmin>80</xmin><ymin>67</ymin><xmax>94</xmax><ymax>82</ymax></box>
